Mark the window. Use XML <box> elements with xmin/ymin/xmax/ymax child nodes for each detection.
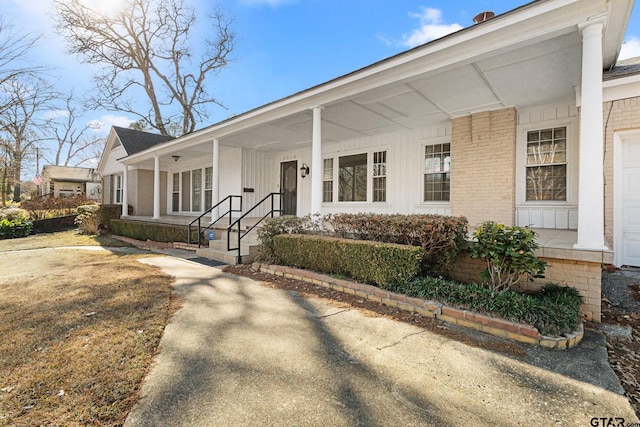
<box><xmin>172</xmin><ymin>173</ymin><xmax>180</xmax><ymax>212</ymax></box>
<box><xmin>113</xmin><ymin>174</ymin><xmax>123</xmax><ymax>204</ymax></box>
<box><xmin>526</xmin><ymin>127</ymin><xmax>566</xmax><ymax>201</ymax></box>
<box><xmin>424</xmin><ymin>143</ymin><xmax>450</xmax><ymax>202</ymax></box>
<box><xmin>192</xmin><ymin>169</ymin><xmax>202</xmax><ymax>211</ymax></box>
<box><xmin>322</xmin><ymin>159</ymin><xmax>333</xmax><ymax>203</ymax></box>
<box><xmin>373</xmin><ymin>151</ymin><xmax>386</xmax><ymax>202</ymax></box>
<box><xmin>339</xmin><ymin>153</ymin><xmax>367</xmax><ymax>201</ymax></box>
<box><xmin>205</xmin><ymin>167</ymin><xmax>213</xmax><ymax>209</ymax></box>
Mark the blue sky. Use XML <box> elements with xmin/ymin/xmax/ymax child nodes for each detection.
<box><xmin>1</xmin><ymin>0</ymin><xmax>639</xmax><ymax>140</ymax></box>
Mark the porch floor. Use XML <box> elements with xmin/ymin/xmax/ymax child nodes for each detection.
<box><xmin>121</xmin><ymin>217</ymin><xmax>613</xmax><ymax>264</ymax></box>
<box><xmin>124</xmin><ymin>215</ymin><xmax>264</xmax><ymax>229</ymax></box>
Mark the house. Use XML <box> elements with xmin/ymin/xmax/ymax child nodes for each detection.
<box><xmin>40</xmin><ymin>165</ymin><xmax>102</xmax><ymax>199</ymax></box>
<box><xmin>98</xmin><ymin>126</ymin><xmax>175</xmax><ymax>215</ymax></box>
<box><xmin>97</xmin><ymin>0</ymin><xmax>640</xmax><ymax>322</ymax></box>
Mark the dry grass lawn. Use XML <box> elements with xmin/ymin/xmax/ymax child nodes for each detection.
<box><xmin>0</xmin><ymin>230</ymin><xmax>132</xmax><ymax>252</ymax></box>
<box><xmin>0</xmin><ymin>233</ymin><xmax>177</xmax><ymax>426</ymax></box>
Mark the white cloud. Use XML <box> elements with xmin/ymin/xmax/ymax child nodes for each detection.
<box><xmin>87</xmin><ymin>115</ymin><xmax>134</xmax><ymax>134</ymax></box>
<box><xmin>402</xmin><ymin>7</ymin><xmax>462</xmax><ymax>48</ymax></box>
<box><xmin>619</xmin><ymin>36</ymin><xmax>640</xmax><ymax>61</ymax></box>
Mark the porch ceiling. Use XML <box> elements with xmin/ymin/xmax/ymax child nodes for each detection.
<box><xmin>215</xmin><ymin>31</ymin><xmax>582</xmax><ymax>153</ymax></box>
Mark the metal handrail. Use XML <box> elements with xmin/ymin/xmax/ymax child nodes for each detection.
<box><xmin>227</xmin><ymin>192</ymin><xmax>283</xmax><ymax>263</ymax></box>
<box><xmin>188</xmin><ymin>195</ymin><xmax>242</xmax><ymax>247</ymax></box>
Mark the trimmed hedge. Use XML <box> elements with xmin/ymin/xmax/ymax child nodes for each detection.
<box><xmin>111</xmin><ymin>219</ymin><xmax>196</xmax><ymax>243</ymax></box>
<box><xmin>323</xmin><ymin>213</ymin><xmax>468</xmax><ymax>272</ymax></box>
<box><xmin>273</xmin><ymin>234</ymin><xmax>424</xmax><ymax>288</ymax></box>
<box><xmin>387</xmin><ymin>277</ymin><xmax>582</xmax><ymax>336</ymax></box>
<box><xmin>98</xmin><ymin>205</ymin><xmax>132</xmax><ymax>232</ymax></box>
<box><xmin>32</xmin><ymin>215</ymin><xmax>77</xmax><ymax>233</ymax></box>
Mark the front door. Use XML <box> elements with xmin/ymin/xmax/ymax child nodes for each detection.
<box><xmin>621</xmin><ymin>138</ymin><xmax>640</xmax><ymax>266</ymax></box>
<box><xmin>280</xmin><ymin>161</ymin><xmax>297</xmax><ymax>216</ymax></box>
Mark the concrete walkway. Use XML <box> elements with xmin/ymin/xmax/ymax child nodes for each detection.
<box><xmin>125</xmin><ymin>255</ymin><xmax>639</xmax><ymax>427</ymax></box>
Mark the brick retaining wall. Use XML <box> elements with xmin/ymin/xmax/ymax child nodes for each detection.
<box><xmin>252</xmin><ymin>263</ymin><xmax>584</xmax><ymax>350</ymax></box>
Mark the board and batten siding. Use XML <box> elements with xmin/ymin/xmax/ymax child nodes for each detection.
<box><xmin>275</xmin><ymin>124</ymin><xmax>453</xmax><ymax>217</ymax></box>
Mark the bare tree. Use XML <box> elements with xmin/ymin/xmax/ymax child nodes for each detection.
<box><xmin>0</xmin><ymin>76</ymin><xmax>57</xmax><ymax>202</ymax></box>
<box><xmin>53</xmin><ymin>0</ymin><xmax>235</xmax><ymax>136</ymax></box>
<box><xmin>43</xmin><ymin>92</ymin><xmax>105</xmax><ymax>167</ymax></box>
<box><xmin>0</xmin><ymin>19</ymin><xmax>40</xmax><ymax>108</ymax></box>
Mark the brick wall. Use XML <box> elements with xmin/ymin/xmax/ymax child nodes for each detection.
<box><xmin>451</xmin><ymin>108</ymin><xmax>517</xmax><ymax>227</ymax></box>
<box><xmin>603</xmin><ymin>96</ymin><xmax>640</xmax><ymax>248</ymax></box>
<box><xmin>450</xmin><ymin>253</ymin><xmax>601</xmax><ymax>323</ymax></box>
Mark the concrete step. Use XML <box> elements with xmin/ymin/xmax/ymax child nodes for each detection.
<box><xmin>196</xmin><ymin>245</ymin><xmax>259</xmax><ymax>265</ymax></box>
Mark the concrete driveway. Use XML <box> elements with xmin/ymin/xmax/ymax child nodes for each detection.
<box><xmin>125</xmin><ymin>255</ymin><xmax>639</xmax><ymax>427</ymax></box>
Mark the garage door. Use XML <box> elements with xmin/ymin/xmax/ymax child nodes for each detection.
<box><xmin>621</xmin><ymin>138</ymin><xmax>640</xmax><ymax>267</ymax></box>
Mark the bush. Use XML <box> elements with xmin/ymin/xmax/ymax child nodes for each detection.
<box><xmin>111</xmin><ymin>219</ymin><xmax>196</xmax><ymax>243</ymax></box>
<box><xmin>22</xmin><ymin>195</ymin><xmax>96</xmax><ymax>220</ymax></box>
<box><xmin>323</xmin><ymin>213</ymin><xmax>468</xmax><ymax>272</ymax></box>
<box><xmin>257</xmin><ymin>215</ymin><xmax>316</xmax><ymax>262</ymax></box>
<box><xmin>0</xmin><ymin>217</ymin><xmax>33</xmax><ymax>239</ymax></box>
<box><xmin>470</xmin><ymin>221</ymin><xmax>546</xmax><ymax>293</ymax></box>
<box><xmin>0</xmin><ymin>208</ymin><xmax>30</xmax><ymax>222</ymax></box>
<box><xmin>272</xmin><ymin>234</ymin><xmax>424</xmax><ymax>288</ymax></box>
<box><xmin>75</xmin><ymin>205</ymin><xmax>101</xmax><ymax>234</ymax></box>
<box><xmin>388</xmin><ymin>277</ymin><xmax>581</xmax><ymax>336</ymax></box>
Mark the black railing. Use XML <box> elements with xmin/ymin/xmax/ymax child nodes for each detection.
<box><xmin>188</xmin><ymin>195</ymin><xmax>242</xmax><ymax>247</ymax></box>
<box><xmin>227</xmin><ymin>192</ymin><xmax>283</xmax><ymax>263</ymax></box>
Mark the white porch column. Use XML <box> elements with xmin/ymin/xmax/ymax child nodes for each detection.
<box><xmin>575</xmin><ymin>20</ymin><xmax>607</xmax><ymax>250</ymax></box>
<box><xmin>121</xmin><ymin>164</ymin><xmax>129</xmax><ymax>217</ymax></box>
<box><xmin>211</xmin><ymin>138</ymin><xmax>220</xmax><ymax>221</ymax></box>
<box><xmin>153</xmin><ymin>155</ymin><xmax>161</xmax><ymax>219</ymax></box>
<box><xmin>310</xmin><ymin>106</ymin><xmax>323</xmax><ymax>216</ymax></box>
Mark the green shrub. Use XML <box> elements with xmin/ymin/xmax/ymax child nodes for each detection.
<box><xmin>470</xmin><ymin>221</ymin><xmax>546</xmax><ymax>293</ymax></box>
<box><xmin>0</xmin><ymin>208</ymin><xmax>30</xmax><ymax>222</ymax></box>
<box><xmin>111</xmin><ymin>219</ymin><xmax>195</xmax><ymax>243</ymax></box>
<box><xmin>0</xmin><ymin>217</ymin><xmax>33</xmax><ymax>239</ymax></box>
<box><xmin>388</xmin><ymin>277</ymin><xmax>581</xmax><ymax>336</ymax></box>
<box><xmin>272</xmin><ymin>234</ymin><xmax>423</xmax><ymax>288</ymax></box>
<box><xmin>323</xmin><ymin>213</ymin><xmax>468</xmax><ymax>273</ymax></box>
<box><xmin>257</xmin><ymin>215</ymin><xmax>315</xmax><ymax>262</ymax></box>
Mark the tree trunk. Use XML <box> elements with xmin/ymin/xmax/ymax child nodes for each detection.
<box><xmin>12</xmin><ymin>164</ymin><xmax>21</xmax><ymax>202</ymax></box>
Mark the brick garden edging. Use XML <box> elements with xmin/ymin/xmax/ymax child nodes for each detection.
<box><xmin>252</xmin><ymin>263</ymin><xmax>584</xmax><ymax>350</ymax></box>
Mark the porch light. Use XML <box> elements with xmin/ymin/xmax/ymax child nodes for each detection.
<box><xmin>171</xmin><ymin>155</ymin><xmax>180</xmax><ymax>162</ymax></box>
<box><xmin>300</xmin><ymin>163</ymin><xmax>309</xmax><ymax>178</ymax></box>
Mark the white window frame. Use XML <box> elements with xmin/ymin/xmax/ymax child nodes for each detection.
<box><xmin>422</xmin><ymin>141</ymin><xmax>451</xmax><ymax>203</ymax></box>
<box><xmin>516</xmin><ymin>118</ymin><xmax>578</xmax><ymax>206</ymax></box>
<box><xmin>170</xmin><ymin>166</ymin><xmax>208</xmax><ymax>214</ymax></box>
<box><xmin>322</xmin><ymin>146</ymin><xmax>390</xmax><ymax>205</ymax></box>
<box><xmin>113</xmin><ymin>174</ymin><xmax>123</xmax><ymax>205</ymax></box>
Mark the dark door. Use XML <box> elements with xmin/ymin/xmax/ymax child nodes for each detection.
<box><xmin>280</xmin><ymin>161</ymin><xmax>297</xmax><ymax>216</ymax></box>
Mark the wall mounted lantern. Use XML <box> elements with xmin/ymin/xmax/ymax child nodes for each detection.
<box><xmin>300</xmin><ymin>163</ymin><xmax>310</xmax><ymax>178</ymax></box>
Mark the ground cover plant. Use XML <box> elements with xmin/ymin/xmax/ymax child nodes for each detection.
<box><xmin>388</xmin><ymin>277</ymin><xmax>582</xmax><ymax>336</ymax></box>
<box><xmin>0</xmin><ymin>208</ymin><xmax>32</xmax><ymax>239</ymax></box>
<box><xmin>0</xmin><ymin>234</ymin><xmax>177</xmax><ymax>426</ymax></box>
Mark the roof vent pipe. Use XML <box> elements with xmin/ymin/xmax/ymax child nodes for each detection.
<box><xmin>473</xmin><ymin>11</ymin><xmax>495</xmax><ymax>24</ymax></box>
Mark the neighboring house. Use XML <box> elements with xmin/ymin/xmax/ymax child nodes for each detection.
<box><xmin>97</xmin><ymin>0</ymin><xmax>640</xmax><ymax>322</ymax></box>
<box><xmin>97</xmin><ymin>126</ymin><xmax>175</xmax><ymax>215</ymax></box>
<box><xmin>40</xmin><ymin>165</ymin><xmax>102</xmax><ymax>200</ymax></box>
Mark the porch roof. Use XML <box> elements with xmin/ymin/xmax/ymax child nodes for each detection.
<box><xmin>123</xmin><ymin>0</ymin><xmax>634</xmax><ymax>169</ymax></box>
